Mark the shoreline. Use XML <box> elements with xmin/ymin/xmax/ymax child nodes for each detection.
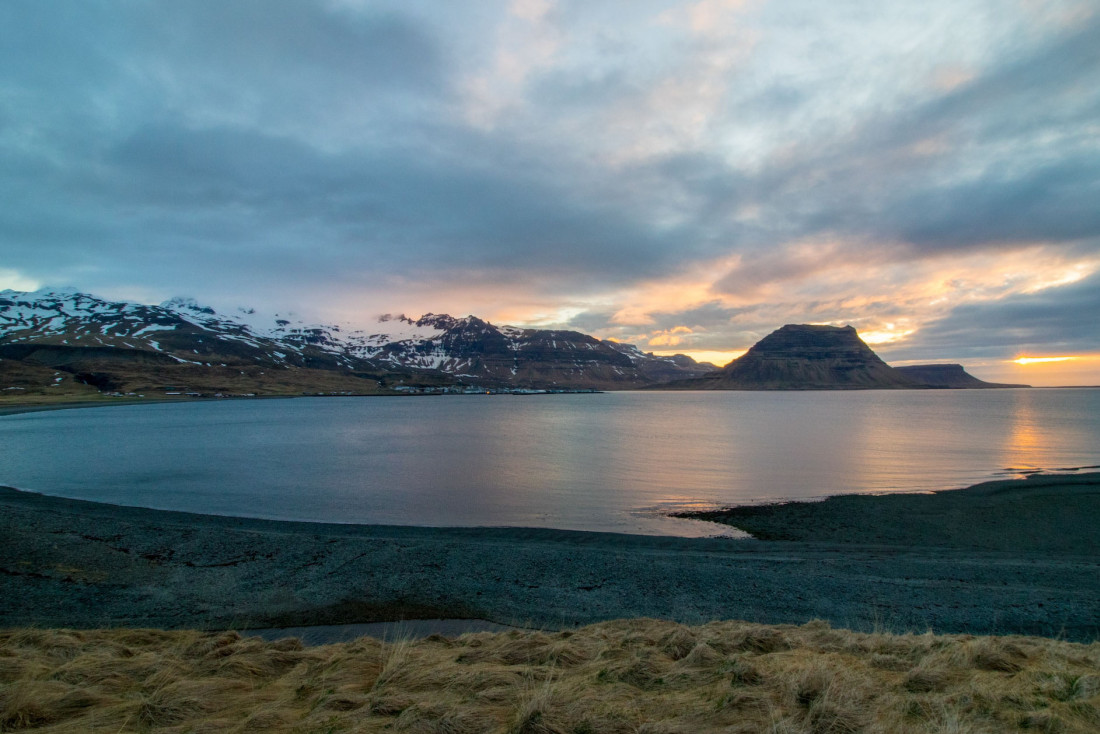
<box><xmin>0</xmin><ymin>394</ymin><xmax>302</xmax><ymax>417</ymax></box>
<box><xmin>2</xmin><ymin>475</ymin><xmax>1098</xmax><ymax>641</ymax></box>
<box><xmin>0</xmin><ymin>390</ymin><xmax>603</xmax><ymax>418</ymax></box>
<box><xmin>676</xmin><ymin>471</ymin><xmax>1100</xmax><ymax>553</ymax></box>
<box><xmin>2</xmin><ymin>381</ymin><xmax>1098</xmax><ymax>417</ymax></box>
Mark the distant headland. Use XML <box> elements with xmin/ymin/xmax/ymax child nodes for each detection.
<box><xmin>660</xmin><ymin>324</ymin><xmax>1028</xmax><ymax>390</ymax></box>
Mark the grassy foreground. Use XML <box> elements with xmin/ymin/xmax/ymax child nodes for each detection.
<box><xmin>2</xmin><ymin>619</ymin><xmax>1098</xmax><ymax>733</ymax></box>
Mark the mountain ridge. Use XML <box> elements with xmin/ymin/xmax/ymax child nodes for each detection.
<box><xmin>0</xmin><ymin>289</ymin><xmax>715</xmax><ymax>397</ymax></box>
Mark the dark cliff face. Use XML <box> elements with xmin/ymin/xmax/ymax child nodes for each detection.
<box><xmin>666</xmin><ymin>324</ymin><xmax>919</xmax><ymax>390</ymax></box>
<box><xmin>733</xmin><ymin>324</ymin><xmax>884</xmax><ymax>363</ymax></box>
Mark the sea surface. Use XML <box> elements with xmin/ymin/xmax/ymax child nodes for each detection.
<box><xmin>1</xmin><ymin>389</ymin><xmax>1098</xmax><ymax>537</ymax></box>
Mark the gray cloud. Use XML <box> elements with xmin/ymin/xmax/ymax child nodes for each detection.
<box><xmin>99</xmin><ymin>122</ymin><xmax>705</xmax><ymax>284</ymax></box>
<box><xmin>881</xmin><ymin>269</ymin><xmax>1100</xmax><ymax>362</ymax></box>
<box><xmin>695</xmin><ymin>12</ymin><xmax>1100</xmax><ymax>261</ymax></box>
<box><xmin>891</xmin><ymin>154</ymin><xmax>1100</xmax><ymax>250</ymax></box>
<box><xmin>139</xmin><ymin>2</ymin><xmax>446</xmax><ymax>94</ymax></box>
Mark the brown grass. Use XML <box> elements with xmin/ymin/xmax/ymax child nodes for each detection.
<box><xmin>0</xmin><ymin>360</ymin><xmax>105</xmax><ymax>404</ymax></box>
<box><xmin>0</xmin><ymin>359</ymin><xmax>394</xmax><ymax>405</ymax></box>
<box><xmin>1</xmin><ymin>619</ymin><xmax>1098</xmax><ymax>732</ymax></box>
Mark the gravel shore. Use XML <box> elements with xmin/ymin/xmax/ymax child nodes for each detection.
<box><xmin>2</xmin><ymin>474</ymin><xmax>1098</xmax><ymax>640</ymax></box>
<box><xmin>676</xmin><ymin>472</ymin><xmax>1100</xmax><ymax>553</ymax></box>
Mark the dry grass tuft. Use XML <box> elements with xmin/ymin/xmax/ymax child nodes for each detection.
<box><xmin>903</xmin><ymin>663</ymin><xmax>955</xmax><ymax>693</ymax></box>
<box><xmin>968</xmin><ymin>637</ymin><xmax>1029</xmax><ymax>672</ymax></box>
<box><xmin>0</xmin><ymin>620</ymin><xmax>1098</xmax><ymax>732</ymax></box>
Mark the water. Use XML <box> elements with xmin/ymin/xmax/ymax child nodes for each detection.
<box><xmin>1</xmin><ymin>389</ymin><xmax>1097</xmax><ymax>537</ymax></box>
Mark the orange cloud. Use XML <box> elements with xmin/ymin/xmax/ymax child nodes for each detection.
<box><xmin>647</xmin><ymin>325</ymin><xmax>695</xmax><ymax>347</ymax></box>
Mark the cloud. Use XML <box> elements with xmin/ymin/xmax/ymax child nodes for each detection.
<box><xmin>880</xmin><ymin>268</ymin><xmax>1100</xmax><ymax>362</ymax></box>
<box><xmin>646</xmin><ymin>325</ymin><xmax>694</xmax><ymax>347</ymax></box>
<box><xmin>0</xmin><ymin>268</ymin><xmax>39</xmax><ymax>292</ymax></box>
<box><xmin>0</xmin><ymin>0</ymin><xmax>1096</xmax><ymax>376</ymax></box>
<box><xmin>100</xmin><ymin>121</ymin><xmax>710</xmax><ymax>283</ymax></box>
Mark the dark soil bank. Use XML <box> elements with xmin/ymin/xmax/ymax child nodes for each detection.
<box><xmin>1</xmin><ymin>475</ymin><xmax>1098</xmax><ymax>640</ymax></box>
<box><xmin>677</xmin><ymin>473</ymin><xmax>1100</xmax><ymax>553</ymax></box>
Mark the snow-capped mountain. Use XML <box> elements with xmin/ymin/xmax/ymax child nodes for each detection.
<box><xmin>0</xmin><ymin>289</ymin><xmax>715</xmax><ymax>393</ymax></box>
<box><xmin>360</xmin><ymin>313</ymin><xmax>714</xmax><ymax>386</ymax></box>
<box><xmin>0</xmin><ymin>288</ymin><xmax>356</xmax><ymax>370</ymax></box>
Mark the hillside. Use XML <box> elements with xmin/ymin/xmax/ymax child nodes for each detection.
<box><xmin>895</xmin><ymin>363</ymin><xmax>1029</xmax><ymax>388</ymax></box>
<box><xmin>0</xmin><ymin>289</ymin><xmax>713</xmax><ymax>398</ymax></box>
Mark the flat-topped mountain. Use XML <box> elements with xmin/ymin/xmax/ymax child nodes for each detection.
<box><xmin>708</xmin><ymin>324</ymin><xmax>915</xmax><ymax>389</ymax></box>
<box><xmin>663</xmin><ymin>324</ymin><xmax>1025</xmax><ymax>390</ymax></box>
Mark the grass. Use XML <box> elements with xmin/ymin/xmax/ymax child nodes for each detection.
<box><xmin>1</xmin><ymin>619</ymin><xmax>1098</xmax><ymax>732</ymax></box>
<box><xmin>0</xmin><ymin>360</ymin><xmax>106</xmax><ymax>404</ymax></box>
<box><xmin>0</xmin><ymin>356</ymin><xmax>400</xmax><ymax>406</ymax></box>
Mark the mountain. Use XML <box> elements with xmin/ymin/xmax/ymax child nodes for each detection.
<box><xmin>894</xmin><ymin>364</ymin><xmax>1028</xmax><ymax>389</ymax></box>
<box><xmin>0</xmin><ymin>289</ymin><xmax>714</xmax><ymax>397</ymax></box>
<box><xmin>665</xmin><ymin>324</ymin><xmax>915</xmax><ymax>390</ymax></box>
<box><xmin>660</xmin><ymin>324</ymin><xmax>1026</xmax><ymax>390</ymax></box>
<box><xmin>362</xmin><ymin>313</ymin><xmax>717</xmax><ymax>388</ymax></box>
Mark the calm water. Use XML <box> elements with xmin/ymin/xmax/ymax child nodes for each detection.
<box><xmin>1</xmin><ymin>390</ymin><xmax>1098</xmax><ymax>537</ymax></box>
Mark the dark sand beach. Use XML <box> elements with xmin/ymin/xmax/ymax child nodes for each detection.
<box><xmin>676</xmin><ymin>472</ymin><xmax>1100</xmax><ymax>554</ymax></box>
<box><xmin>2</xmin><ymin>473</ymin><xmax>1097</xmax><ymax>641</ymax></box>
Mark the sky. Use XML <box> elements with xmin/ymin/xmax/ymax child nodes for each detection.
<box><xmin>1</xmin><ymin>0</ymin><xmax>1098</xmax><ymax>385</ymax></box>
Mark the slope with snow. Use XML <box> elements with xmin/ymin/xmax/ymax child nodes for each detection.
<box><xmin>0</xmin><ymin>289</ymin><xmax>715</xmax><ymax>390</ymax></box>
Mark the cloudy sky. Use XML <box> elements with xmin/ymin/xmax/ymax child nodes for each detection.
<box><xmin>2</xmin><ymin>0</ymin><xmax>1098</xmax><ymax>384</ymax></box>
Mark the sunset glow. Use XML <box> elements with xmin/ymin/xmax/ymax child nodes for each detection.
<box><xmin>654</xmin><ymin>350</ymin><xmax>746</xmax><ymax>368</ymax></box>
<box><xmin>849</xmin><ymin>327</ymin><xmax>916</xmax><ymax>346</ymax></box>
<box><xmin>1013</xmin><ymin>357</ymin><xmax>1075</xmax><ymax>366</ymax></box>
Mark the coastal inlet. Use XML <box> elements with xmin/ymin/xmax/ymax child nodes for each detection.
<box><xmin>0</xmin><ymin>389</ymin><xmax>1097</xmax><ymax>535</ymax></box>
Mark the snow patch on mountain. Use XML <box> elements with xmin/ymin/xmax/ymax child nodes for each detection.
<box><xmin>0</xmin><ymin>290</ymin><xmax>716</xmax><ymax>387</ymax></box>
<box><xmin>347</xmin><ymin>314</ymin><xmax>448</xmax><ymax>354</ymax></box>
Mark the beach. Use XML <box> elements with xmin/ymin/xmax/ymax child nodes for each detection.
<box><xmin>2</xmin><ymin>473</ymin><xmax>1097</xmax><ymax>641</ymax></box>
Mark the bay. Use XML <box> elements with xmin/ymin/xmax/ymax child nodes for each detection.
<box><xmin>0</xmin><ymin>389</ymin><xmax>1097</xmax><ymax>537</ymax></box>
